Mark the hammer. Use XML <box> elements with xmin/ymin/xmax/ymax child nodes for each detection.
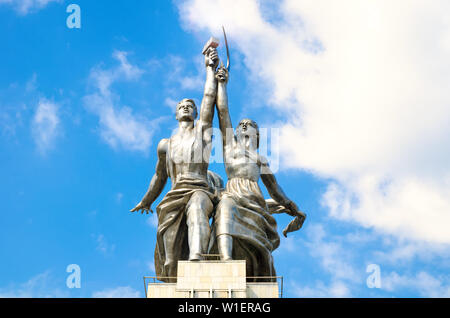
<box><xmin>202</xmin><ymin>28</ymin><xmax>230</xmax><ymax>71</ymax></box>
<box><xmin>202</xmin><ymin>37</ymin><xmax>219</xmax><ymax>68</ymax></box>
<box><xmin>202</xmin><ymin>36</ymin><xmax>220</xmax><ymax>55</ymax></box>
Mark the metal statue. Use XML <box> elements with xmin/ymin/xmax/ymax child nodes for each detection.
<box><xmin>131</xmin><ymin>41</ymin><xmax>221</xmax><ymax>282</ymax></box>
<box><xmin>131</xmin><ymin>29</ymin><xmax>306</xmax><ymax>283</ymax></box>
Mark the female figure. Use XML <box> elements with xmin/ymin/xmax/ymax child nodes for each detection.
<box><xmin>212</xmin><ymin>66</ymin><xmax>306</xmax><ymax>279</ymax></box>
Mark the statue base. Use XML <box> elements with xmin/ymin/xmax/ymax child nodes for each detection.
<box><xmin>145</xmin><ymin>260</ymin><xmax>280</xmax><ymax>298</ymax></box>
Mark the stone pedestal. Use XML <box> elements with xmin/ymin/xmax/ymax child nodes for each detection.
<box><xmin>146</xmin><ymin>260</ymin><xmax>280</xmax><ymax>298</ymax></box>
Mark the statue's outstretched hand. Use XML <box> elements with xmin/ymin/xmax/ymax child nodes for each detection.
<box><xmin>265</xmin><ymin>198</ymin><xmax>307</xmax><ymax>236</ymax></box>
<box><xmin>282</xmin><ymin>200</ymin><xmax>306</xmax><ymax>237</ymax></box>
<box><xmin>282</xmin><ymin>216</ymin><xmax>305</xmax><ymax>237</ymax></box>
<box><xmin>285</xmin><ymin>201</ymin><xmax>306</xmax><ymax>219</ymax></box>
<box><xmin>216</xmin><ymin>66</ymin><xmax>229</xmax><ymax>83</ymax></box>
<box><xmin>130</xmin><ymin>201</ymin><xmax>153</xmax><ymax>214</ymax></box>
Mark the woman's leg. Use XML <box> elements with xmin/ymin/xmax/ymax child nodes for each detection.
<box><xmin>215</xmin><ymin>197</ymin><xmax>237</xmax><ymax>261</ymax></box>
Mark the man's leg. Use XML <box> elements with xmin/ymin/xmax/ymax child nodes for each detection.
<box><xmin>186</xmin><ymin>191</ymin><xmax>213</xmax><ymax>261</ymax></box>
<box><xmin>162</xmin><ymin>231</ymin><xmax>177</xmax><ymax>281</ymax></box>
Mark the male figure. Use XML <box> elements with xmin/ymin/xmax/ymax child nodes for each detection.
<box><xmin>211</xmin><ymin>66</ymin><xmax>306</xmax><ymax>278</ymax></box>
<box><xmin>131</xmin><ymin>48</ymin><xmax>219</xmax><ymax>281</ymax></box>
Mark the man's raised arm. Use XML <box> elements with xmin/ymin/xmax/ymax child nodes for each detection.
<box><xmin>130</xmin><ymin>139</ymin><xmax>168</xmax><ymax>214</ymax></box>
<box><xmin>198</xmin><ymin>47</ymin><xmax>219</xmax><ymax>128</ymax></box>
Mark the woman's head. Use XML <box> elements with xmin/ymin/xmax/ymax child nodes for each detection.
<box><xmin>236</xmin><ymin>118</ymin><xmax>259</xmax><ymax>148</ymax></box>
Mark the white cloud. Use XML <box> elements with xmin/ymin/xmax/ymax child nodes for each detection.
<box><xmin>373</xmin><ymin>239</ymin><xmax>450</xmax><ymax>267</ymax></box>
<box><xmin>307</xmin><ymin>224</ymin><xmax>360</xmax><ymax>280</ymax></box>
<box><xmin>92</xmin><ymin>286</ymin><xmax>141</xmax><ymax>298</ymax></box>
<box><xmin>88</xmin><ymin>51</ymin><xmax>144</xmax><ymax>96</ymax></box>
<box><xmin>165</xmin><ymin>55</ymin><xmax>204</xmax><ymax>92</ymax></box>
<box><xmin>147</xmin><ymin>55</ymin><xmax>205</xmax><ymax>117</ymax></box>
<box><xmin>147</xmin><ymin>261</ymin><xmax>155</xmax><ymax>273</ymax></box>
<box><xmin>293</xmin><ymin>280</ymin><xmax>351</xmax><ymax>298</ymax></box>
<box><xmin>25</xmin><ymin>73</ymin><xmax>37</xmax><ymax>92</ymax></box>
<box><xmin>92</xmin><ymin>103</ymin><xmax>154</xmax><ymax>153</ymax></box>
<box><xmin>112</xmin><ymin>51</ymin><xmax>144</xmax><ymax>80</ymax></box>
<box><xmin>322</xmin><ymin>177</ymin><xmax>450</xmax><ymax>244</ymax></box>
<box><xmin>287</xmin><ymin>224</ymin><xmax>361</xmax><ymax>297</ymax></box>
<box><xmin>0</xmin><ymin>0</ymin><xmax>61</xmax><ymax>15</ymax></box>
<box><xmin>281</xmin><ymin>222</ymin><xmax>449</xmax><ymax>297</ymax></box>
<box><xmin>94</xmin><ymin>234</ymin><xmax>115</xmax><ymax>256</ymax></box>
<box><xmin>164</xmin><ymin>97</ymin><xmax>178</xmax><ymax>111</ymax></box>
<box><xmin>0</xmin><ymin>107</ymin><xmax>21</xmax><ymax>137</ymax></box>
<box><xmin>84</xmin><ymin>51</ymin><xmax>156</xmax><ymax>154</ymax></box>
<box><xmin>274</xmin><ymin>235</ymin><xmax>297</xmax><ymax>254</ymax></box>
<box><xmin>146</xmin><ymin>213</ymin><xmax>158</xmax><ymax>229</ymax></box>
<box><xmin>159</xmin><ymin>55</ymin><xmax>205</xmax><ymax>112</ymax></box>
<box><xmin>31</xmin><ymin>99</ymin><xmax>61</xmax><ymax>154</ymax></box>
<box><xmin>382</xmin><ymin>271</ymin><xmax>450</xmax><ymax>297</ymax></box>
<box><xmin>178</xmin><ymin>0</ymin><xmax>450</xmax><ymax>244</ymax></box>
<box><xmin>0</xmin><ymin>271</ymin><xmax>68</xmax><ymax>298</ymax></box>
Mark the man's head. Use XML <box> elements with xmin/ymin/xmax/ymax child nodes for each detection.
<box><xmin>175</xmin><ymin>98</ymin><xmax>198</xmax><ymax>122</ymax></box>
<box><xmin>236</xmin><ymin>118</ymin><xmax>259</xmax><ymax>148</ymax></box>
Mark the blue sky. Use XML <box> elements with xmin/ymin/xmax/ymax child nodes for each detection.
<box><xmin>1</xmin><ymin>0</ymin><xmax>449</xmax><ymax>298</ymax></box>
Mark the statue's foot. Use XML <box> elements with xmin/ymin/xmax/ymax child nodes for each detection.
<box><xmin>189</xmin><ymin>253</ymin><xmax>203</xmax><ymax>261</ymax></box>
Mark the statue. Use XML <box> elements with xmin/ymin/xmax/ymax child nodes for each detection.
<box><xmin>131</xmin><ymin>30</ymin><xmax>306</xmax><ymax>283</ymax></box>
<box><xmin>209</xmin><ymin>65</ymin><xmax>306</xmax><ymax>279</ymax></box>
<box><xmin>130</xmin><ymin>44</ymin><xmax>221</xmax><ymax>282</ymax></box>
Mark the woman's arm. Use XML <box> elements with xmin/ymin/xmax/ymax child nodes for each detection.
<box><xmin>260</xmin><ymin>156</ymin><xmax>305</xmax><ymax>218</ymax></box>
<box><xmin>216</xmin><ymin>67</ymin><xmax>234</xmax><ymax>149</ymax></box>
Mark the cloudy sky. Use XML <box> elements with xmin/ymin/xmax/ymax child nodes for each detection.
<box><xmin>0</xmin><ymin>0</ymin><xmax>449</xmax><ymax>298</ymax></box>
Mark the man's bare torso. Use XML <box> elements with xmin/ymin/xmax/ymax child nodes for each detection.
<box><xmin>166</xmin><ymin>122</ymin><xmax>212</xmax><ymax>186</ymax></box>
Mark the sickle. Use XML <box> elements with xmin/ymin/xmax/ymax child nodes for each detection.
<box><xmin>222</xmin><ymin>26</ymin><xmax>230</xmax><ymax>71</ymax></box>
